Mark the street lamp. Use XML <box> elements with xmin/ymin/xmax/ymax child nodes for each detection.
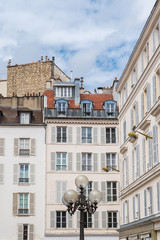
<box><xmin>63</xmin><ymin>175</ymin><xmax>102</xmax><ymax>240</ymax></box>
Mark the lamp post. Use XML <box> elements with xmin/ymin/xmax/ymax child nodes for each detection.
<box><xmin>63</xmin><ymin>175</ymin><xmax>102</xmax><ymax>240</ymax></box>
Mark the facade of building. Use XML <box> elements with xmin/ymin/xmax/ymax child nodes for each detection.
<box><xmin>0</xmin><ymin>96</ymin><xmax>46</xmax><ymax>240</ymax></box>
<box><xmin>44</xmin><ymin>78</ymin><xmax>120</xmax><ymax>240</ymax></box>
<box><xmin>0</xmin><ymin>79</ymin><xmax>7</xmax><ymax>97</ymax></box>
<box><xmin>117</xmin><ymin>1</ymin><xmax>160</xmax><ymax>239</ymax></box>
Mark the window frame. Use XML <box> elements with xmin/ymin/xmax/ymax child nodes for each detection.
<box><xmin>18</xmin><ymin>193</ymin><xmax>29</xmax><ymax>215</ymax></box>
<box><xmin>19</xmin><ymin>164</ymin><xmax>29</xmax><ymax>183</ymax></box>
<box><xmin>82</xmin><ymin>153</ymin><xmax>92</xmax><ymax>171</ymax></box>
<box><xmin>106</xmin><ymin>153</ymin><xmax>117</xmax><ymax>171</ymax></box>
<box><xmin>108</xmin><ymin>211</ymin><xmax>117</xmax><ymax>228</ymax></box>
<box><xmin>107</xmin><ymin>181</ymin><xmax>117</xmax><ymax>202</ymax></box>
<box><xmin>20</xmin><ymin>112</ymin><xmax>31</xmax><ymax>124</ymax></box>
<box><xmin>106</xmin><ymin>128</ymin><xmax>116</xmax><ymax>143</ymax></box>
<box><xmin>56</xmin><ymin>211</ymin><xmax>66</xmax><ymax>228</ymax></box>
<box><xmin>19</xmin><ymin>138</ymin><xmax>30</xmax><ymax>156</ymax></box>
<box><xmin>57</xmin><ymin>127</ymin><xmax>67</xmax><ymax>143</ymax></box>
<box><xmin>56</xmin><ymin>152</ymin><xmax>67</xmax><ymax>171</ymax></box>
<box><xmin>82</xmin><ymin>127</ymin><xmax>92</xmax><ymax>143</ymax></box>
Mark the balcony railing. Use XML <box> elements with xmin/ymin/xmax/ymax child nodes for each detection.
<box><xmin>18</xmin><ymin>209</ymin><xmax>29</xmax><ymax>215</ymax></box>
<box><xmin>19</xmin><ymin>178</ymin><xmax>29</xmax><ymax>183</ymax></box>
<box><xmin>19</xmin><ymin>149</ymin><xmax>30</xmax><ymax>155</ymax></box>
<box><xmin>45</xmin><ymin>109</ymin><xmax>118</xmax><ymax>119</ymax></box>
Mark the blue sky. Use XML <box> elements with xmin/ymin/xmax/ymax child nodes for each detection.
<box><xmin>0</xmin><ymin>0</ymin><xmax>156</xmax><ymax>92</ymax></box>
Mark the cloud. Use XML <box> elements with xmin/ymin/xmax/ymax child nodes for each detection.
<box><xmin>0</xmin><ymin>0</ymin><xmax>157</xmax><ymax>91</ymax></box>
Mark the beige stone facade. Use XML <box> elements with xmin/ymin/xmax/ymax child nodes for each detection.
<box><xmin>0</xmin><ymin>80</ymin><xmax>7</xmax><ymax>97</ymax></box>
<box><xmin>7</xmin><ymin>57</ymin><xmax>70</xmax><ymax>97</ymax></box>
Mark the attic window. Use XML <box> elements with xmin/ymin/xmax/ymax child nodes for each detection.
<box><xmin>105</xmin><ymin>101</ymin><xmax>116</xmax><ymax>117</ymax></box>
<box><xmin>20</xmin><ymin>112</ymin><xmax>30</xmax><ymax>124</ymax></box>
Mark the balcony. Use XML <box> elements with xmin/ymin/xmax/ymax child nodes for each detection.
<box><xmin>19</xmin><ymin>178</ymin><xmax>29</xmax><ymax>183</ymax></box>
<box><xmin>45</xmin><ymin>108</ymin><xmax>118</xmax><ymax>119</ymax></box>
<box><xmin>19</xmin><ymin>149</ymin><xmax>30</xmax><ymax>155</ymax></box>
<box><xmin>18</xmin><ymin>208</ymin><xmax>29</xmax><ymax>215</ymax></box>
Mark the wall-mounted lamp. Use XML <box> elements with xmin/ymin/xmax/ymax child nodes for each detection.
<box><xmin>128</xmin><ymin>130</ymin><xmax>152</xmax><ymax>140</ymax></box>
<box><xmin>103</xmin><ymin>166</ymin><xmax>120</xmax><ymax>172</ymax></box>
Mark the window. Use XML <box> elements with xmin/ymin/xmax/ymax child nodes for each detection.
<box><xmin>19</xmin><ymin>194</ymin><xmax>29</xmax><ymax>215</ymax></box>
<box><xmin>108</xmin><ymin>212</ymin><xmax>117</xmax><ymax>228</ymax></box>
<box><xmin>84</xmin><ymin>181</ymin><xmax>92</xmax><ymax>197</ymax></box>
<box><xmin>23</xmin><ymin>225</ymin><xmax>28</xmax><ymax>240</ymax></box>
<box><xmin>84</xmin><ymin>212</ymin><xmax>92</xmax><ymax>228</ymax></box>
<box><xmin>18</xmin><ymin>224</ymin><xmax>34</xmax><ymax>240</ymax></box>
<box><xmin>19</xmin><ymin>139</ymin><xmax>30</xmax><ymax>155</ymax></box>
<box><xmin>106</xmin><ymin>103</ymin><xmax>115</xmax><ymax>117</ymax></box>
<box><xmin>56</xmin><ymin>153</ymin><xmax>67</xmax><ymax>171</ymax></box>
<box><xmin>106</xmin><ymin>128</ymin><xmax>116</xmax><ymax>143</ymax></box>
<box><xmin>57</xmin><ymin>127</ymin><xmax>67</xmax><ymax>142</ymax></box>
<box><xmin>107</xmin><ymin>182</ymin><xmax>117</xmax><ymax>201</ymax></box>
<box><xmin>82</xmin><ymin>103</ymin><xmax>91</xmax><ymax>116</ymax></box>
<box><xmin>148</xmin><ymin>187</ymin><xmax>153</xmax><ymax>215</ymax></box>
<box><xmin>82</xmin><ymin>127</ymin><xmax>92</xmax><ymax>143</ymax></box>
<box><xmin>131</xmin><ymin>64</ymin><xmax>138</xmax><ymax>88</ymax></box>
<box><xmin>56</xmin><ymin>87</ymin><xmax>72</xmax><ymax>97</ymax></box>
<box><xmin>19</xmin><ymin>164</ymin><xmax>29</xmax><ymax>183</ymax></box>
<box><xmin>106</xmin><ymin>153</ymin><xmax>117</xmax><ymax>170</ymax></box>
<box><xmin>82</xmin><ymin>153</ymin><xmax>92</xmax><ymax>171</ymax></box>
<box><xmin>20</xmin><ymin>112</ymin><xmax>30</xmax><ymax>124</ymax></box>
<box><xmin>141</xmin><ymin>43</ymin><xmax>149</xmax><ymax>73</ymax></box>
<box><xmin>58</xmin><ymin>102</ymin><xmax>66</xmax><ymax>114</ymax></box>
<box><xmin>56</xmin><ymin>211</ymin><xmax>66</xmax><ymax>228</ymax></box>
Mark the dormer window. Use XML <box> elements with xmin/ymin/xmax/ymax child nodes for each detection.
<box><xmin>20</xmin><ymin>112</ymin><xmax>30</xmax><ymax>124</ymax></box>
<box><xmin>81</xmin><ymin>100</ymin><xmax>93</xmax><ymax>117</ymax></box>
<box><xmin>56</xmin><ymin>99</ymin><xmax>68</xmax><ymax>116</ymax></box>
<box><xmin>56</xmin><ymin>87</ymin><xmax>72</xmax><ymax>97</ymax></box>
<box><xmin>105</xmin><ymin>100</ymin><xmax>116</xmax><ymax>117</ymax></box>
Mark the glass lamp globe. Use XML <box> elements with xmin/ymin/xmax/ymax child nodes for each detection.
<box><xmin>75</xmin><ymin>175</ymin><xmax>89</xmax><ymax>189</ymax></box>
<box><xmin>89</xmin><ymin>190</ymin><xmax>102</xmax><ymax>204</ymax></box>
<box><xmin>64</xmin><ymin>189</ymin><xmax>78</xmax><ymax>204</ymax></box>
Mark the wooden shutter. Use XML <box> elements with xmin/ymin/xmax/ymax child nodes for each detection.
<box><xmin>94</xmin><ymin>211</ymin><xmax>99</xmax><ymax>228</ymax></box>
<box><xmin>133</xmin><ymin>196</ymin><xmax>135</xmax><ymax>220</ymax></box>
<box><xmin>142</xmin><ymin>138</ymin><xmax>146</xmax><ymax>174</ymax></box>
<box><xmin>100</xmin><ymin>127</ymin><xmax>105</xmax><ymax>144</ymax></box>
<box><xmin>137</xmin><ymin>194</ymin><xmax>140</xmax><ymax>219</ymax></box>
<box><xmin>30</xmin><ymin>164</ymin><xmax>35</xmax><ymax>184</ymax></box>
<box><xmin>135</xmin><ymin>64</ymin><xmax>138</xmax><ymax>83</ymax></box>
<box><xmin>76</xmin><ymin>127</ymin><xmax>81</xmax><ymax>144</ymax></box>
<box><xmin>136</xmin><ymin>145</ymin><xmax>140</xmax><ymax>179</ymax></box>
<box><xmin>148</xmin><ymin>131</ymin><xmax>152</xmax><ymax>169</ymax></box>
<box><xmin>123</xmin><ymin>202</ymin><xmax>125</xmax><ymax>224</ymax></box>
<box><xmin>153</xmin><ymin>74</ymin><xmax>156</xmax><ymax>105</ymax></box>
<box><xmin>62</xmin><ymin>182</ymin><xmax>67</xmax><ymax>202</ymax></box>
<box><xmin>117</xmin><ymin>211</ymin><xmax>120</xmax><ymax>228</ymax></box>
<box><xmin>101</xmin><ymin>153</ymin><xmax>105</xmax><ymax>172</ymax></box>
<box><xmin>94</xmin><ymin>182</ymin><xmax>98</xmax><ymax>190</ymax></box>
<box><xmin>68</xmin><ymin>212</ymin><xmax>73</xmax><ymax>228</ymax></box>
<box><xmin>13</xmin><ymin>193</ymin><xmax>18</xmax><ymax>215</ymax></box>
<box><xmin>147</xmin><ymin>83</ymin><xmax>151</xmax><ymax>112</ymax></box>
<box><xmin>13</xmin><ymin>164</ymin><xmax>18</xmax><ymax>184</ymax></box>
<box><xmin>31</xmin><ymin>139</ymin><xmax>36</xmax><ymax>156</ymax></box>
<box><xmin>130</xmin><ymin>109</ymin><xmax>133</xmax><ymax>131</ymax></box>
<box><xmin>51</xmin><ymin>152</ymin><xmax>56</xmax><ymax>171</ymax></box>
<box><xmin>126</xmin><ymin>157</ymin><xmax>129</xmax><ymax>186</ymax></box>
<box><xmin>51</xmin><ymin>126</ymin><xmax>56</xmax><ymax>143</ymax></box>
<box><xmin>117</xmin><ymin>153</ymin><xmax>120</xmax><ymax>171</ymax></box>
<box><xmin>157</xmin><ymin>182</ymin><xmax>160</xmax><ymax>212</ymax></box>
<box><xmin>153</xmin><ymin>29</ymin><xmax>156</xmax><ymax>53</ymax></box>
<box><xmin>101</xmin><ymin>182</ymin><xmax>106</xmax><ymax>202</ymax></box>
<box><xmin>56</xmin><ymin>181</ymin><xmax>61</xmax><ymax>203</ymax></box>
<box><xmin>132</xmin><ymin>150</ymin><xmax>135</xmax><ymax>182</ymax></box>
<box><xmin>149</xmin><ymin>186</ymin><xmax>153</xmax><ymax>214</ymax></box>
<box><xmin>76</xmin><ymin>153</ymin><xmax>81</xmax><ymax>171</ymax></box>
<box><xmin>68</xmin><ymin>152</ymin><xmax>72</xmax><ymax>171</ymax></box>
<box><xmin>93</xmin><ymin>127</ymin><xmax>98</xmax><ymax>144</ymax></box>
<box><xmin>141</xmin><ymin>92</ymin><xmax>144</xmax><ymax>120</ymax></box>
<box><xmin>135</xmin><ymin>101</ymin><xmax>138</xmax><ymax>126</ymax></box>
<box><xmin>117</xmin><ymin>181</ymin><xmax>120</xmax><ymax>201</ymax></box>
<box><xmin>0</xmin><ymin>164</ymin><xmax>4</xmax><ymax>184</ymax></box>
<box><xmin>14</xmin><ymin>138</ymin><xmax>19</xmax><ymax>156</ymax></box>
<box><xmin>29</xmin><ymin>224</ymin><xmax>34</xmax><ymax>240</ymax></box>
<box><xmin>127</xmin><ymin>200</ymin><xmax>129</xmax><ymax>223</ymax></box>
<box><xmin>102</xmin><ymin>211</ymin><xmax>107</xmax><ymax>228</ymax></box>
<box><xmin>116</xmin><ymin>127</ymin><xmax>119</xmax><ymax>143</ymax></box>
<box><xmin>77</xmin><ymin>211</ymin><xmax>80</xmax><ymax>228</ymax></box>
<box><xmin>68</xmin><ymin>127</ymin><xmax>72</xmax><ymax>143</ymax></box>
<box><xmin>50</xmin><ymin>211</ymin><xmax>55</xmax><ymax>228</ymax></box>
<box><xmin>30</xmin><ymin>193</ymin><xmax>35</xmax><ymax>215</ymax></box>
<box><xmin>141</xmin><ymin>52</ymin><xmax>144</xmax><ymax>73</ymax></box>
<box><xmin>0</xmin><ymin>138</ymin><xmax>4</xmax><ymax>156</ymax></box>
<box><xmin>153</xmin><ymin>125</ymin><xmax>158</xmax><ymax>165</ymax></box>
<box><xmin>93</xmin><ymin>153</ymin><xmax>98</xmax><ymax>172</ymax></box>
<box><xmin>18</xmin><ymin>224</ymin><xmax>23</xmax><ymax>240</ymax></box>
<box><xmin>144</xmin><ymin>189</ymin><xmax>147</xmax><ymax>216</ymax></box>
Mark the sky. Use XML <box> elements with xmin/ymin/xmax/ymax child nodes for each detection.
<box><xmin>0</xmin><ymin>0</ymin><xmax>157</xmax><ymax>92</ymax></box>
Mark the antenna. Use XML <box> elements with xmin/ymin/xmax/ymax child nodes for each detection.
<box><xmin>70</xmin><ymin>70</ymin><xmax>73</xmax><ymax>81</ymax></box>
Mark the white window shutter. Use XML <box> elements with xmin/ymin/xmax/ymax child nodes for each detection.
<box><xmin>18</xmin><ymin>224</ymin><xmax>23</xmax><ymax>240</ymax></box>
<box><xmin>94</xmin><ymin>182</ymin><xmax>98</xmax><ymax>190</ymax></box>
<box><xmin>153</xmin><ymin>125</ymin><xmax>158</xmax><ymax>165</ymax></box>
<box><xmin>147</xmin><ymin>84</ymin><xmax>151</xmax><ymax>112</ymax></box>
<box><xmin>117</xmin><ymin>153</ymin><xmax>120</xmax><ymax>171</ymax></box>
<box><xmin>126</xmin><ymin>157</ymin><xmax>129</xmax><ymax>186</ymax></box>
<box><xmin>14</xmin><ymin>138</ymin><xmax>19</xmax><ymax>156</ymax></box>
<box><xmin>31</xmin><ymin>139</ymin><xmax>36</xmax><ymax>156</ymax></box>
<box><xmin>68</xmin><ymin>152</ymin><xmax>73</xmax><ymax>171</ymax></box>
<box><xmin>117</xmin><ymin>211</ymin><xmax>120</xmax><ymax>228</ymax></box>
<box><xmin>117</xmin><ymin>181</ymin><xmax>120</xmax><ymax>201</ymax></box>
<box><xmin>153</xmin><ymin>29</ymin><xmax>156</xmax><ymax>53</ymax></box>
<box><xmin>0</xmin><ymin>138</ymin><xmax>4</xmax><ymax>156</ymax></box>
<box><xmin>150</xmin><ymin>186</ymin><xmax>153</xmax><ymax>214</ymax></box>
<box><xmin>68</xmin><ymin>212</ymin><xmax>73</xmax><ymax>228</ymax></box>
<box><xmin>116</xmin><ymin>127</ymin><xmax>119</xmax><ymax>143</ymax></box>
<box><xmin>101</xmin><ymin>153</ymin><xmax>105</xmax><ymax>172</ymax></box>
<box><xmin>159</xmin><ymin>18</ymin><xmax>160</xmax><ymax>44</ymax></box>
<box><xmin>127</xmin><ymin>200</ymin><xmax>129</xmax><ymax>223</ymax></box>
<box><xmin>131</xmin><ymin>71</ymin><xmax>133</xmax><ymax>86</ymax></box>
<box><xmin>51</xmin><ymin>152</ymin><xmax>56</xmax><ymax>171</ymax></box>
<box><xmin>13</xmin><ymin>193</ymin><xmax>18</xmax><ymax>215</ymax></box>
<box><xmin>141</xmin><ymin>92</ymin><xmax>144</xmax><ymax>120</ymax></box>
<box><xmin>0</xmin><ymin>164</ymin><xmax>4</xmax><ymax>184</ymax></box>
<box><xmin>136</xmin><ymin>145</ymin><xmax>140</xmax><ymax>179</ymax></box>
<box><xmin>135</xmin><ymin>101</ymin><xmax>138</xmax><ymax>126</ymax></box>
<box><xmin>123</xmin><ymin>202</ymin><xmax>125</xmax><ymax>224</ymax></box>
<box><xmin>135</xmin><ymin>64</ymin><xmax>138</xmax><ymax>83</ymax></box>
<box><xmin>137</xmin><ymin>194</ymin><xmax>140</xmax><ymax>219</ymax></box>
<box><xmin>130</xmin><ymin>109</ymin><xmax>133</xmax><ymax>131</ymax></box>
<box><xmin>93</xmin><ymin>153</ymin><xmax>98</xmax><ymax>172</ymax></box>
<box><xmin>141</xmin><ymin>52</ymin><xmax>144</xmax><ymax>73</ymax></box>
<box><xmin>94</xmin><ymin>211</ymin><xmax>99</xmax><ymax>228</ymax></box>
<box><xmin>68</xmin><ymin>127</ymin><xmax>72</xmax><ymax>143</ymax></box>
<box><xmin>51</xmin><ymin>126</ymin><xmax>56</xmax><ymax>143</ymax></box>
<box><xmin>148</xmin><ymin>131</ymin><xmax>153</xmax><ymax>169</ymax></box>
<box><xmin>13</xmin><ymin>164</ymin><xmax>18</xmax><ymax>184</ymax></box>
<box><xmin>157</xmin><ymin>181</ymin><xmax>160</xmax><ymax>212</ymax></box>
<box><xmin>153</xmin><ymin>74</ymin><xmax>156</xmax><ymax>105</ymax></box>
<box><xmin>76</xmin><ymin>127</ymin><xmax>81</xmax><ymax>144</ymax></box>
<box><xmin>77</xmin><ymin>211</ymin><xmax>80</xmax><ymax>228</ymax></box>
<box><xmin>76</xmin><ymin>153</ymin><xmax>81</xmax><ymax>171</ymax></box>
<box><xmin>30</xmin><ymin>193</ymin><xmax>35</xmax><ymax>215</ymax></box>
<box><xmin>101</xmin><ymin>182</ymin><xmax>106</xmax><ymax>202</ymax></box>
<box><xmin>102</xmin><ymin>212</ymin><xmax>107</xmax><ymax>228</ymax></box>
<box><xmin>30</xmin><ymin>164</ymin><xmax>35</xmax><ymax>184</ymax></box>
<box><xmin>93</xmin><ymin>127</ymin><xmax>98</xmax><ymax>144</ymax></box>
<box><xmin>144</xmin><ymin>189</ymin><xmax>147</xmax><ymax>216</ymax></box>
<box><xmin>50</xmin><ymin>211</ymin><xmax>55</xmax><ymax>228</ymax></box>
<box><xmin>29</xmin><ymin>224</ymin><xmax>34</xmax><ymax>240</ymax></box>
<box><xmin>142</xmin><ymin>138</ymin><xmax>146</xmax><ymax>174</ymax></box>
<box><xmin>100</xmin><ymin>127</ymin><xmax>105</xmax><ymax>144</ymax></box>
<box><xmin>62</xmin><ymin>182</ymin><xmax>67</xmax><ymax>202</ymax></box>
<box><xmin>132</xmin><ymin>150</ymin><xmax>135</xmax><ymax>182</ymax></box>
<box><xmin>56</xmin><ymin>181</ymin><xmax>61</xmax><ymax>203</ymax></box>
<box><xmin>133</xmin><ymin>196</ymin><xmax>135</xmax><ymax>220</ymax></box>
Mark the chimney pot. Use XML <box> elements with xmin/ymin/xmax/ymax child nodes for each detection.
<box><xmin>45</xmin><ymin>56</ymin><xmax>48</xmax><ymax>61</ymax></box>
<box><xmin>41</xmin><ymin>56</ymin><xmax>43</xmax><ymax>62</ymax></box>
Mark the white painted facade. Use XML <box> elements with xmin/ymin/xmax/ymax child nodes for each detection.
<box><xmin>0</xmin><ymin>126</ymin><xmax>46</xmax><ymax>240</ymax></box>
<box><xmin>117</xmin><ymin>0</ymin><xmax>160</xmax><ymax>239</ymax></box>
<box><xmin>45</xmin><ymin>118</ymin><xmax>120</xmax><ymax>240</ymax></box>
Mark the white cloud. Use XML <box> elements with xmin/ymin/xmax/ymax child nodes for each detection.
<box><xmin>0</xmin><ymin>0</ymin><xmax>157</xmax><ymax>91</ymax></box>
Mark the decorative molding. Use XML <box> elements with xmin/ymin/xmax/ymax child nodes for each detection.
<box><xmin>45</xmin><ymin>118</ymin><xmax>119</xmax><ymax>125</ymax></box>
<box><xmin>139</xmin><ymin>120</ymin><xmax>151</xmax><ymax>131</ymax></box>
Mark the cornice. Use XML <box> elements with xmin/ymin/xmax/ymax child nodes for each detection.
<box><xmin>45</xmin><ymin>118</ymin><xmax>119</xmax><ymax>125</ymax></box>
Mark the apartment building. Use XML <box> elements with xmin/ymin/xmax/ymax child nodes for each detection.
<box><xmin>117</xmin><ymin>1</ymin><xmax>160</xmax><ymax>239</ymax></box>
<box><xmin>0</xmin><ymin>96</ymin><xmax>46</xmax><ymax>240</ymax></box>
<box><xmin>44</xmin><ymin>78</ymin><xmax>120</xmax><ymax>240</ymax></box>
